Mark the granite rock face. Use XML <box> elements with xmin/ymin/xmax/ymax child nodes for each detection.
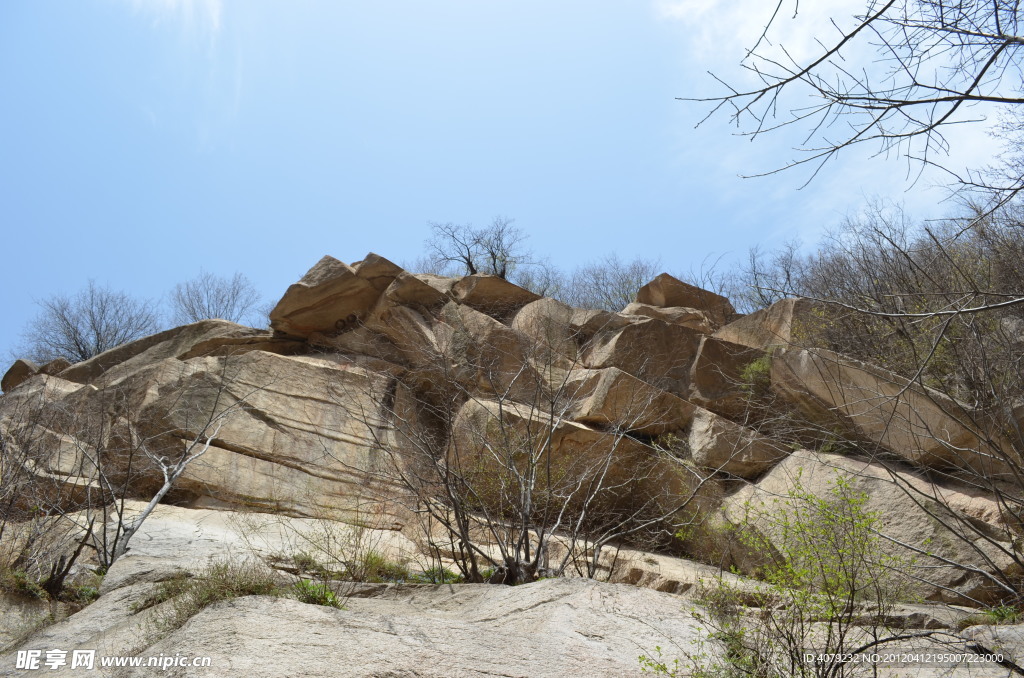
<box><xmin>2</xmin><ymin>255</ymin><xmax>1019</xmax><ymax>609</ymax></box>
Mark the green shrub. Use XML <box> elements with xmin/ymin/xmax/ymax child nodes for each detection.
<box><xmin>650</xmin><ymin>473</ymin><xmax>917</xmax><ymax>677</ymax></box>
<box><xmin>62</xmin><ymin>583</ymin><xmax>101</xmax><ymax>606</ymax></box>
<box><xmin>292</xmin><ymin>579</ymin><xmax>343</xmax><ymax>608</ymax></box>
<box><xmin>147</xmin><ymin>559</ymin><xmax>281</xmax><ymax>631</ymax></box>
<box><xmin>291</xmin><ymin>551</ymin><xmax>331</xmax><ymax>577</ymax></box>
<box><xmin>350</xmin><ymin>550</ymin><xmax>410</xmax><ymax>583</ymax></box>
<box><xmin>0</xmin><ymin>568</ymin><xmax>48</xmax><ymax>600</ymax></box>
<box><xmin>739</xmin><ymin>355</ymin><xmax>772</xmax><ymax>396</ymax></box>
<box><xmin>956</xmin><ymin>603</ymin><xmax>1024</xmax><ymax>630</ymax></box>
<box><xmin>411</xmin><ymin>566</ymin><xmax>463</xmax><ymax>584</ymax></box>
<box><xmin>638</xmin><ymin>646</ymin><xmax>683</xmax><ymax>676</ymax></box>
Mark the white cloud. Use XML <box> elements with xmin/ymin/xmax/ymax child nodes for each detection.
<box><xmin>658</xmin><ymin>0</ymin><xmax>1005</xmax><ymax>237</ymax></box>
<box><xmin>655</xmin><ymin>0</ymin><xmax>869</xmax><ymax>70</ymax></box>
<box><xmin>124</xmin><ymin>0</ymin><xmax>222</xmax><ymax>40</ymax></box>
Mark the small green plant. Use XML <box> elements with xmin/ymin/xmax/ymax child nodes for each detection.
<box><xmin>987</xmin><ymin>604</ymin><xmax>1022</xmax><ymax>623</ymax></box>
<box><xmin>411</xmin><ymin>566</ymin><xmax>464</xmax><ymax>584</ymax></box>
<box><xmin>673</xmin><ymin>473</ymin><xmax>917</xmax><ymax>678</ymax></box>
<box><xmin>638</xmin><ymin>646</ymin><xmax>681</xmax><ymax>676</ymax></box>
<box><xmin>146</xmin><ymin>559</ymin><xmax>281</xmax><ymax>631</ymax></box>
<box><xmin>739</xmin><ymin>354</ymin><xmax>772</xmax><ymax>396</ymax></box>
<box><xmin>956</xmin><ymin>603</ymin><xmax>1024</xmax><ymax>630</ymax></box>
<box><xmin>350</xmin><ymin>550</ymin><xmax>410</xmax><ymax>583</ymax></box>
<box><xmin>292</xmin><ymin>579</ymin><xmax>343</xmax><ymax>608</ymax></box>
<box><xmin>291</xmin><ymin>551</ymin><xmax>332</xmax><ymax>577</ymax></box>
<box><xmin>0</xmin><ymin>568</ymin><xmax>48</xmax><ymax>600</ymax></box>
<box><xmin>63</xmin><ymin>583</ymin><xmax>101</xmax><ymax>606</ymax></box>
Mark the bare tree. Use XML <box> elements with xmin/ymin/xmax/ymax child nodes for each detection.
<box><xmin>692</xmin><ymin>1</ymin><xmax>1024</xmax><ymax>207</ymax></box>
<box><xmin>425</xmin><ymin>216</ymin><xmax>528</xmax><ymax>280</ymax></box>
<box><xmin>333</xmin><ymin>304</ymin><xmax>713</xmax><ymax>585</ymax></box>
<box><xmin>730</xmin><ymin>203</ymin><xmax>1024</xmax><ymax>603</ymax></box>
<box><xmin>169</xmin><ymin>270</ymin><xmax>262</xmax><ymax>326</ymax></box>
<box><xmin>18</xmin><ymin>280</ymin><xmax>161</xmax><ymax>364</ymax></box>
<box><xmin>559</xmin><ymin>254</ymin><xmax>661</xmax><ymax>311</ymax></box>
<box><xmin>0</xmin><ymin>356</ymin><xmax>258</xmax><ymax>595</ymax></box>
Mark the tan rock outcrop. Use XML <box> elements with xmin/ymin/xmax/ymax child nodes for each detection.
<box><xmin>583</xmin><ymin>318</ymin><xmax>703</xmax><ymax>397</ymax></box>
<box><xmin>57</xmin><ymin>320</ymin><xmax>268</xmax><ymax>387</ymax></box>
<box><xmin>434</xmin><ymin>302</ymin><xmax>536</xmax><ymax>398</ymax></box>
<box><xmin>512</xmin><ymin>298</ymin><xmax>632</xmax><ymax>362</ymax></box>
<box><xmin>451</xmin><ymin>274</ymin><xmax>541</xmax><ymax>321</ymax></box>
<box><xmin>269</xmin><ymin>254</ymin><xmax>402</xmax><ymax>338</ymax></box>
<box><xmin>687</xmin><ymin>408</ymin><xmax>788</xmax><ymax>479</ymax></box>
<box><xmin>687</xmin><ymin>336</ymin><xmax>765</xmax><ymax>419</ymax></box>
<box><xmin>380</xmin><ymin>271</ymin><xmax>457</xmax><ymax>310</ymax></box>
<box><xmin>565</xmin><ymin>367</ymin><xmax>695</xmax><ymax>435</ymax></box>
<box><xmin>1</xmin><ymin>359</ymin><xmax>39</xmax><ymax>393</ymax></box>
<box><xmin>622</xmin><ymin>302</ymin><xmax>715</xmax><ymax>333</ymax></box>
<box><xmin>713</xmin><ymin>297</ymin><xmax>819</xmax><ymax>350</ymax></box>
<box><xmin>126</xmin><ymin>351</ymin><xmax>409</xmax><ymax>523</ymax></box>
<box><xmin>722</xmin><ymin>449</ymin><xmax>1019</xmax><ymax>604</ymax></box>
<box><xmin>635</xmin><ymin>273</ymin><xmax>736</xmax><ymax>328</ymax></box>
<box><xmin>452</xmin><ymin>398</ymin><xmax>708</xmax><ymax>519</ymax></box>
<box><xmin>0</xmin><ymin>350</ymin><xmax>409</xmax><ymax>524</ymax></box>
<box><xmin>770</xmin><ymin>347</ymin><xmax>1012</xmax><ymax>476</ymax></box>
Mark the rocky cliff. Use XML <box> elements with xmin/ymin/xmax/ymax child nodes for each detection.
<box><xmin>2</xmin><ymin>254</ymin><xmax>1023</xmax><ymax>676</ymax></box>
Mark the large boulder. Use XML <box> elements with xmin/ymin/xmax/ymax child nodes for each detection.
<box><xmin>583</xmin><ymin>318</ymin><xmax>704</xmax><ymax>398</ymax></box>
<box><xmin>635</xmin><ymin>274</ymin><xmax>736</xmax><ymax>328</ymax></box>
<box><xmin>1</xmin><ymin>359</ymin><xmax>39</xmax><ymax>393</ymax></box>
<box><xmin>713</xmin><ymin>297</ymin><xmax>819</xmax><ymax>350</ymax></box>
<box><xmin>687</xmin><ymin>408</ymin><xmax>788</xmax><ymax>479</ymax></box>
<box><xmin>452</xmin><ymin>398</ymin><xmax>712</xmax><ymax>522</ymax></box>
<box><xmin>269</xmin><ymin>254</ymin><xmax>402</xmax><ymax>338</ymax></box>
<box><xmin>770</xmin><ymin>347</ymin><xmax>1012</xmax><ymax>476</ymax></box>
<box><xmin>722</xmin><ymin>449</ymin><xmax>1019</xmax><ymax>605</ymax></box>
<box><xmin>434</xmin><ymin>302</ymin><xmax>536</xmax><ymax>398</ymax></box>
<box><xmin>622</xmin><ymin>302</ymin><xmax>715</xmax><ymax>334</ymax></box>
<box><xmin>565</xmin><ymin>367</ymin><xmax>695</xmax><ymax>435</ymax></box>
<box><xmin>451</xmin><ymin>274</ymin><xmax>541</xmax><ymax>322</ymax></box>
<box><xmin>56</xmin><ymin>320</ymin><xmax>271</xmax><ymax>387</ymax></box>
<box><xmin>512</xmin><ymin>298</ymin><xmax>632</xmax><ymax>363</ymax></box>
<box><xmin>5</xmin><ymin>350</ymin><xmax>413</xmax><ymax>525</ymax></box>
<box><xmin>379</xmin><ymin>271</ymin><xmax>457</xmax><ymax>311</ymax></box>
<box><xmin>687</xmin><ymin>336</ymin><xmax>766</xmax><ymax>419</ymax></box>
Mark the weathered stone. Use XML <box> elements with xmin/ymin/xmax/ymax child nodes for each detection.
<box><xmin>687</xmin><ymin>408</ymin><xmax>788</xmax><ymax>479</ymax></box>
<box><xmin>116</xmin><ymin>579</ymin><xmax>704</xmax><ymax>678</ymax></box>
<box><xmin>57</xmin><ymin>320</ymin><xmax>264</xmax><ymax>387</ymax></box>
<box><xmin>51</xmin><ymin>351</ymin><xmax>411</xmax><ymax>523</ymax></box>
<box><xmin>269</xmin><ymin>253</ymin><xmax>402</xmax><ymax>338</ymax></box>
<box><xmin>38</xmin><ymin>358</ymin><xmax>71</xmax><ymax>376</ymax></box>
<box><xmin>177</xmin><ymin>334</ymin><xmax>306</xmax><ymax>360</ymax></box>
<box><xmin>714</xmin><ymin>297</ymin><xmax>819</xmax><ymax>350</ymax></box>
<box><xmin>770</xmin><ymin>347</ymin><xmax>1012</xmax><ymax>476</ymax></box>
<box><xmin>512</xmin><ymin>298</ymin><xmax>633</xmax><ymax>362</ymax></box>
<box><xmin>583</xmin><ymin>317</ymin><xmax>703</xmax><ymax>397</ymax></box>
<box><xmin>722</xmin><ymin>449</ymin><xmax>1019</xmax><ymax>605</ymax></box>
<box><xmin>687</xmin><ymin>335</ymin><xmax>766</xmax><ymax>419</ymax></box>
<box><xmin>380</xmin><ymin>271</ymin><xmax>457</xmax><ymax>310</ymax></box>
<box><xmin>566</xmin><ymin>367</ymin><xmax>695</xmax><ymax>435</ymax></box>
<box><xmin>635</xmin><ymin>273</ymin><xmax>737</xmax><ymax>327</ymax></box>
<box><xmin>363</xmin><ymin>303</ymin><xmax>440</xmax><ymax>366</ymax></box>
<box><xmin>435</xmin><ymin>302</ymin><xmax>536</xmax><ymax>398</ymax></box>
<box><xmin>451</xmin><ymin>274</ymin><xmax>541</xmax><ymax>322</ymax></box>
<box><xmin>453</xmin><ymin>398</ymin><xmax>708</xmax><ymax>521</ymax></box>
<box><xmin>622</xmin><ymin>302</ymin><xmax>715</xmax><ymax>333</ymax></box>
<box><xmin>1</xmin><ymin>359</ymin><xmax>39</xmax><ymax>393</ymax></box>
<box><xmin>351</xmin><ymin>252</ymin><xmax>405</xmax><ymax>292</ymax></box>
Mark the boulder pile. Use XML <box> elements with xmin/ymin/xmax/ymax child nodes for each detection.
<box><xmin>2</xmin><ymin>253</ymin><xmax>1019</xmax><ymax>605</ymax></box>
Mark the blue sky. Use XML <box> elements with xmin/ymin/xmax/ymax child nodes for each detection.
<box><xmin>0</xmin><ymin>1</ymin><xmax>1000</xmax><ymax>360</ymax></box>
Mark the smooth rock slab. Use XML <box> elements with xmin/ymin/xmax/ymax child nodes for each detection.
<box><xmin>122</xmin><ymin>579</ymin><xmax>705</xmax><ymax>678</ymax></box>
